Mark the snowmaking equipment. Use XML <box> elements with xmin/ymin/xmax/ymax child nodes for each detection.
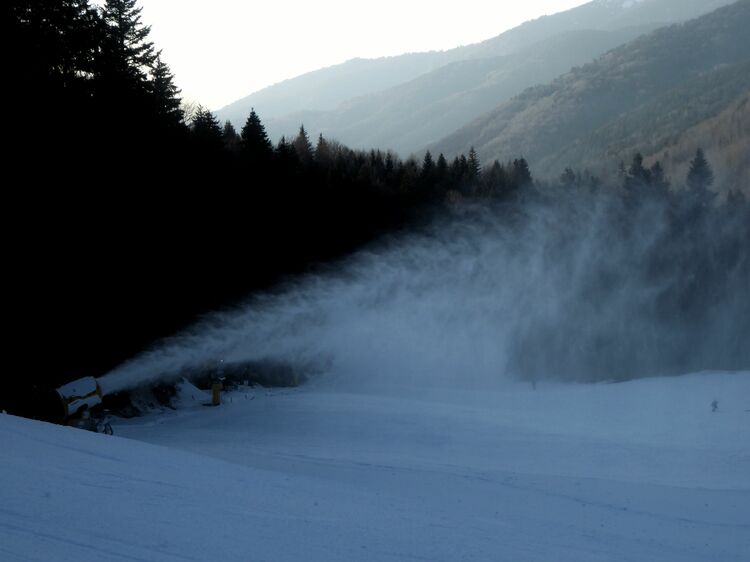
<box><xmin>56</xmin><ymin>376</ymin><xmax>104</xmax><ymax>419</ymax></box>
<box><xmin>51</xmin><ymin>376</ymin><xmax>112</xmax><ymax>433</ymax></box>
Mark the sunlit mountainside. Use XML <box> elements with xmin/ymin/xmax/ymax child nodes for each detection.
<box><xmin>432</xmin><ymin>1</ymin><xmax>750</xmax><ymax>188</ymax></box>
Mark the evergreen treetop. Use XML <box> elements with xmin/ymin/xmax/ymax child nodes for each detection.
<box><xmin>292</xmin><ymin>124</ymin><xmax>314</xmax><ymax>165</ymax></box>
<box><xmin>149</xmin><ymin>53</ymin><xmax>183</xmax><ymax>125</ymax></box>
<box><xmin>222</xmin><ymin>121</ymin><xmax>241</xmax><ymax>152</ymax></box>
<box><xmin>191</xmin><ymin>106</ymin><xmax>223</xmax><ymax>151</ymax></box>
<box><xmin>100</xmin><ymin>0</ymin><xmax>156</xmax><ymax>83</ymax></box>
<box><xmin>687</xmin><ymin>148</ymin><xmax>714</xmax><ymax>192</ymax></box>
<box><xmin>315</xmin><ymin>134</ymin><xmax>333</xmax><ymax>167</ymax></box>
<box><xmin>241</xmin><ymin>109</ymin><xmax>273</xmax><ymax>157</ymax></box>
<box><xmin>422</xmin><ymin>151</ymin><xmax>434</xmax><ymax>176</ymax></box>
<box><xmin>467</xmin><ymin>147</ymin><xmax>481</xmax><ymax>179</ymax></box>
<box><xmin>625</xmin><ymin>153</ymin><xmax>651</xmax><ymax>190</ymax></box>
<box><xmin>511</xmin><ymin>158</ymin><xmax>532</xmax><ymax>189</ymax></box>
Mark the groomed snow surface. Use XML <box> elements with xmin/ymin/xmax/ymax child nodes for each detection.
<box><xmin>2</xmin><ymin>371</ymin><xmax>749</xmax><ymax>561</ymax></box>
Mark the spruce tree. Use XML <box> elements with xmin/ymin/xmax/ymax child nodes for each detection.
<box><xmin>422</xmin><ymin>151</ymin><xmax>435</xmax><ymax>177</ymax></box>
<box><xmin>222</xmin><ymin>121</ymin><xmax>241</xmax><ymax>153</ymax></box>
<box><xmin>149</xmin><ymin>53</ymin><xmax>183</xmax><ymax>125</ymax></box>
<box><xmin>487</xmin><ymin>161</ymin><xmax>509</xmax><ymax>196</ymax></box>
<box><xmin>240</xmin><ymin>109</ymin><xmax>273</xmax><ymax>159</ymax></box>
<box><xmin>292</xmin><ymin>124</ymin><xmax>314</xmax><ymax>165</ymax></box>
<box><xmin>435</xmin><ymin>154</ymin><xmax>448</xmax><ymax>179</ymax></box>
<box><xmin>511</xmin><ymin>158</ymin><xmax>532</xmax><ymax>189</ymax></box>
<box><xmin>315</xmin><ymin>134</ymin><xmax>333</xmax><ymax>168</ymax></box>
<box><xmin>276</xmin><ymin>135</ymin><xmax>300</xmax><ymax>168</ymax></box>
<box><xmin>191</xmin><ymin>106</ymin><xmax>223</xmax><ymax>152</ymax></box>
<box><xmin>625</xmin><ymin>153</ymin><xmax>651</xmax><ymax>191</ymax></box>
<box><xmin>467</xmin><ymin>147</ymin><xmax>481</xmax><ymax>180</ymax></box>
<box><xmin>687</xmin><ymin>148</ymin><xmax>714</xmax><ymax>192</ymax></box>
<box><xmin>685</xmin><ymin>148</ymin><xmax>716</xmax><ymax>211</ymax></box>
<box><xmin>100</xmin><ymin>0</ymin><xmax>156</xmax><ymax>84</ymax></box>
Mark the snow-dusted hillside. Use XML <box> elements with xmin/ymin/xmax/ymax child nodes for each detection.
<box><xmin>2</xmin><ymin>372</ymin><xmax>749</xmax><ymax>561</ymax></box>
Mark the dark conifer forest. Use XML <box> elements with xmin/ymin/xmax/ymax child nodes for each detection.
<box><xmin>5</xmin><ymin>0</ymin><xmax>749</xmax><ymax>412</ymax></box>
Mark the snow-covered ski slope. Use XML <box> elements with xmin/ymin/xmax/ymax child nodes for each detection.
<box><xmin>2</xmin><ymin>372</ymin><xmax>749</xmax><ymax>561</ymax></box>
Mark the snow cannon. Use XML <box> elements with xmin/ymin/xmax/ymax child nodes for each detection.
<box><xmin>56</xmin><ymin>376</ymin><xmax>104</xmax><ymax>420</ymax></box>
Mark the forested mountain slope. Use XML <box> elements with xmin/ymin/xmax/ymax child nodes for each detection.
<box><xmin>432</xmin><ymin>1</ymin><xmax>750</xmax><ymax>184</ymax></box>
<box><xmin>643</xmin><ymin>91</ymin><xmax>750</xmax><ymax>191</ymax></box>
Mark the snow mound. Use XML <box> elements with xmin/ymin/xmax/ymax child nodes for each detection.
<box><xmin>174</xmin><ymin>377</ymin><xmax>211</xmax><ymax>405</ymax></box>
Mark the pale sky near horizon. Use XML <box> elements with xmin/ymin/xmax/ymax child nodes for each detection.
<box><xmin>123</xmin><ymin>1</ymin><xmax>591</xmax><ymax>109</ymax></box>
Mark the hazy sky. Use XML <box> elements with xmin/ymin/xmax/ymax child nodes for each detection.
<box><xmin>128</xmin><ymin>1</ymin><xmax>590</xmax><ymax>110</ymax></box>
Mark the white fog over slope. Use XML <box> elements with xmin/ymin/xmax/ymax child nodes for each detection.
<box><xmin>2</xmin><ymin>372</ymin><xmax>749</xmax><ymax>561</ymax></box>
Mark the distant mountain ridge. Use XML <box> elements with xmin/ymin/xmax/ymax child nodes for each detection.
<box><xmin>217</xmin><ymin>51</ymin><xmax>463</xmax><ymax>125</ymax></box>
<box><xmin>265</xmin><ymin>26</ymin><xmax>657</xmax><ymax>154</ymax></box>
<box><xmin>458</xmin><ymin>0</ymin><xmax>731</xmax><ymax>58</ymax></box>
<box><xmin>431</xmin><ymin>0</ymin><xmax>750</xmax><ymax>187</ymax></box>
<box><xmin>217</xmin><ymin>0</ymin><xmax>734</xmax><ymax>147</ymax></box>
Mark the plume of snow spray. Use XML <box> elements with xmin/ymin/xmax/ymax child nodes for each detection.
<box><xmin>98</xmin><ymin>192</ymin><xmax>750</xmax><ymax>395</ymax></box>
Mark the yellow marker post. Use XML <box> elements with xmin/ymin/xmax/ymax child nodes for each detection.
<box><xmin>211</xmin><ymin>381</ymin><xmax>222</xmax><ymax>406</ymax></box>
